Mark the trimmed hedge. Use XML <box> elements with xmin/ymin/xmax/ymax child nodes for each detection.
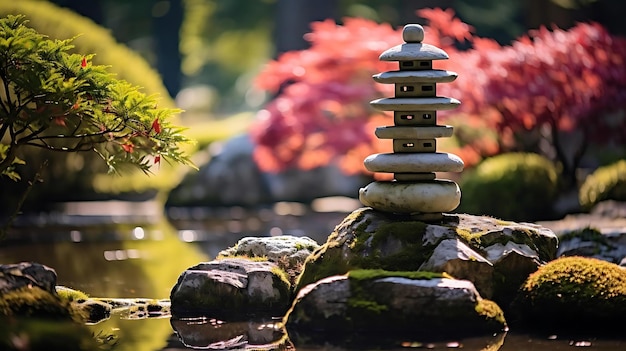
<box><xmin>0</xmin><ymin>0</ymin><xmax>172</xmax><ymax>105</ymax></box>
<box><xmin>579</xmin><ymin>159</ymin><xmax>626</xmax><ymax>210</ymax></box>
<box><xmin>516</xmin><ymin>256</ymin><xmax>626</xmax><ymax>332</ymax></box>
<box><xmin>458</xmin><ymin>153</ymin><xmax>559</xmax><ymax>221</ymax></box>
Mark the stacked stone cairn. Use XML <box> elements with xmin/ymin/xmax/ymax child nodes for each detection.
<box><xmin>359</xmin><ymin>24</ymin><xmax>464</xmax><ymax>220</ymax></box>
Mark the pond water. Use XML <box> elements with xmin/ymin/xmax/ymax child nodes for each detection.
<box><xmin>1</xmin><ymin>201</ymin><xmax>625</xmax><ymax>351</ymax></box>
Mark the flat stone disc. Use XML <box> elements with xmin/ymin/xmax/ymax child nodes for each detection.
<box><xmin>359</xmin><ymin>180</ymin><xmax>461</xmax><ymax>213</ymax></box>
<box><xmin>379</xmin><ymin>43</ymin><xmax>448</xmax><ymax>61</ymax></box>
<box><xmin>370</xmin><ymin>97</ymin><xmax>460</xmax><ymax>111</ymax></box>
<box><xmin>373</xmin><ymin>70</ymin><xmax>458</xmax><ymax>84</ymax></box>
<box><xmin>364</xmin><ymin>152</ymin><xmax>464</xmax><ymax>173</ymax></box>
<box><xmin>375</xmin><ymin>125</ymin><xmax>453</xmax><ymax>139</ymax></box>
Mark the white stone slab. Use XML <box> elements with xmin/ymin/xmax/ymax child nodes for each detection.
<box><xmin>364</xmin><ymin>152</ymin><xmax>464</xmax><ymax>173</ymax></box>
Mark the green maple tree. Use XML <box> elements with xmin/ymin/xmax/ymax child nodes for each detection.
<box><xmin>0</xmin><ymin>14</ymin><xmax>194</xmax><ymax>181</ymax></box>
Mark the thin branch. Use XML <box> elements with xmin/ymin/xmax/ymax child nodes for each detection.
<box><xmin>0</xmin><ymin>120</ymin><xmax>9</xmax><ymax>140</ymax></box>
<box><xmin>571</xmin><ymin>127</ymin><xmax>589</xmax><ymax>180</ymax></box>
<box><xmin>0</xmin><ymin>69</ymin><xmax>14</xmax><ymax>116</ymax></box>
<box><xmin>24</xmin><ymin>140</ymin><xmax>95</xmax><ymax>152</ymax></box>
<box><xmin>550</xmin><ymin>121</ymin><xmax>568</xmax><ymax>172</ymax></box>
<box><xmin>30</xmin><ymin>129</ymin><xmax>112</xmax><ymax>140</ymax></box>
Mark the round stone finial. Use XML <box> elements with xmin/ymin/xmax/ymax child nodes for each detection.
<box><xmin>402</xmin><ymin>24</ymin><xmax>424</xmax><ymax>43</ymax></box>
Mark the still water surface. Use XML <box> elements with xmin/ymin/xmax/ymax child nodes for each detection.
<box><xmin>1</xmin><ymin>203</ymin><xmax>624</xmax><ymax>350</ymax></box>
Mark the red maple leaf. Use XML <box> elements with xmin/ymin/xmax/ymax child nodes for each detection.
<box><xmin>151</xmin><ymin>118</ymin><xmax>161</xmax><ymax>134</ymax></box>
<box><xmin>121</xmin><ymin>142</ymin><xmax>134</xmax><ymax>153</ymax></box>
<box><xmin>53</xmin><ymin>116</ymin><xmax>66</xmax><ymax>127</ymax></box>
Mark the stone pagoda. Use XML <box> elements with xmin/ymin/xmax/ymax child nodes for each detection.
<box><xmin>359</xmin><ymin>24</ymin><xmax>463</xmax><ymax>220</ymax></box>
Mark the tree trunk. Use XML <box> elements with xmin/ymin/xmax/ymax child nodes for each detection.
<box><xmin>153</xmin><ymin>0</ymin><xmax>183</xmax><ymax>98</ymax></box>
<box><xmin>274</xmin><ymin>0</ymin><xmax>339</xmax><ymax>56</ymax></box>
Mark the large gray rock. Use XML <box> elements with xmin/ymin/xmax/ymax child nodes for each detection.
<box><xmin>297</xmin><ymin>208</ymin><xmax>558</xmax><ymax>308</ymax></box>
<box><xmin>166</xmin><ymin>134</ymin><xmax>371</xmax><ymax>207</ymax></box>
<box><xmin>170</xmin><ymin>258</ymin><xmax>292</xmax><ymax>319</ymax></box>
<box><xmin>285</xmin><ymin>272</ymin><xmax>506</xmax><ymax>336</ymax></box>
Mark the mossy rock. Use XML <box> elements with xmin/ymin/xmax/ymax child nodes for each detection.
<box><xmin>579</xmin><ymin>159</ymin><xmax>626</xmax><ymax>211</ymax></box>
<box><xmin>515</xmin><ymin>256</ymin><xmax>626</xmax><ymax>332</ymax></box>
<box><xmin>170</xmin><ymin>258</ymin><xmax>292</xmax><ymax>319</ymax></box>
<box><xmin>0</xmin><ymin>286</ymin><xmax>77</xmax><ymax>321</ymax></box>
<box><xmin>295</xmin><ymin>207</ymin><xmax>558</xmax><ymax>307</ymax></box>
<box><xmin>458</xmin><ymin>152</ymin><xmax>559</xmax><ymax>221</ymax></box>
<box><xmin>286</xmin><ymin>269</ymin><xmax>506</xmax><ymax>340</ymax></box>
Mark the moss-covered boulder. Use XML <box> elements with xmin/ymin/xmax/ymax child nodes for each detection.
<box><xmin>286</xmin><ymin>270</ymin><xmax>506</xmax><ymax>339</ymax></box>
<box><xmin>296</xmin><ymin>208</ymin><xmax>558</xmax><ymax>309</ymax></box>
<box><xmin>515</xmin><ymin>256</ymin><xmax>626</xmax><ymax>332</ymax></box>
<box><xmin>579</xmin><ymin>159</ymin><xmax>626</xmax><ymax>211</ymax></box>
<box><xmin>458</xmin><ymin>153</ymin><xmax>559</xmax><ymax>221</ymax></box>
<box><xmin>0</xmin><ymin>262</ymin><xmax>79</xmax><ymax>321</ymax></box>
<box><xmin>170</xmin><ymin>258</ymin><xmax>292</xmax><ymax>319</ymax></box>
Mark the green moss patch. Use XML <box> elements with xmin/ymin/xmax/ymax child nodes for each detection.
<box><xmin>475</xmin><ymin>299</ymin><xmax>506</xmax><ymax>327</ymax></box>
<box><xmin>516</xmin><ymin>256</ymin><xmax>626</xmax><ymax>331</ymax></box>
<box><xmin>348</xmin><ymin>269</ymin><xmax>444</xmax><ymax>281</ymax></box>
<box><xmin>0</xmin><ymin>286</ymin><xmax>78</xmax><ymax>321</ymax></box>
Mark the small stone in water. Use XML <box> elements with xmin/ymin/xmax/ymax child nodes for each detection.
<box><xmin>548</xmin><ymin>335</ymin><xmax>558</xmax><ymax>340</ymax></box>
<box><xmin>446</xmin><ymin>341</ymin><xmax>461</xmax><ymax>348</ymax></box>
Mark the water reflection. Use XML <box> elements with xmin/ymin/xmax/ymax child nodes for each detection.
<box><xmin>2</xmin><ymin>202</ymin><xmax>626</xmax><ymax>351</ymax></box>
<box><xmin>171</xmin><ymin>317</ymin><xmax>290</xmax><ymax>350</ymax></box>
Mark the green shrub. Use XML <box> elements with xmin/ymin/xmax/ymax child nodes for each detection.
<box><xmin>0</xmin><ymin>14</ymin><xmax>193</xmax><ymax>213</ymax></box>
<box><xmin>457</xmin><ymin>153</ymin><xmax>559</xmax><ymax>221</ymax></box>
<box><xmin>579</xmin><ymin>159</ymin><xmax>626</xmax><ymax>210</ymax></box>
<box><xmin>515</xmin><ymin>256</ymin><xmax>626</xmax><ymax>332</ymax></box>
<box><xmin>0</xmin><ymin>2</ymin><xmax>191</xmax><ymax>210</ymax></box>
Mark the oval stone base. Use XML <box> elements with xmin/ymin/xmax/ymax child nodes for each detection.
<box><xmin>359</xmin><ymin>180</ymin><xmax>460</xmax><ymax>214</ymax></box>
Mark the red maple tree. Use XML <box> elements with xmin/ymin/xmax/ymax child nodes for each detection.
<box><xmin>251</xmin><ymin>8</ymin><xmax>626</xmax><ymax>184</ymax></box>
<box><xmin>473</xmin><ymin>23</ymin><xmax>626</xmax><ymax>185</ymax></box>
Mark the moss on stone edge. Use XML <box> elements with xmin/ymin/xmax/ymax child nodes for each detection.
<box><xmin>475</xmin><ymin>299</ymin><xmax>507</xmax><ymax>327</ymax></box>
<box><xmin>56</xmin><ymin>286</ymin><xmax>89</xmax><ymax>303</ymax></box>
<box><xmin>517</xmin><ymin>256</ymin><xmax>626</xmax><ymax>331</ymax></box>
<box><xmin>0</xmin><ymin>286</ymin><xmax>80</xmax><ymax>321</ymax></box>
<box><xmin>347</xmin><ymin>269</ymin><xmax>445</xmax><ymax>281</ymax></box>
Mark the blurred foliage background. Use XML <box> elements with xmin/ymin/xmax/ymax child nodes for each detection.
<box><xmin>38</xmin><ymin>0</ymin><xmax>626</xmax><ymax>115</ymax></box>
<box><xmin>1</xmin><ymin>0</ymin><xmax>624</xmax><ymax>215</ymax></box>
